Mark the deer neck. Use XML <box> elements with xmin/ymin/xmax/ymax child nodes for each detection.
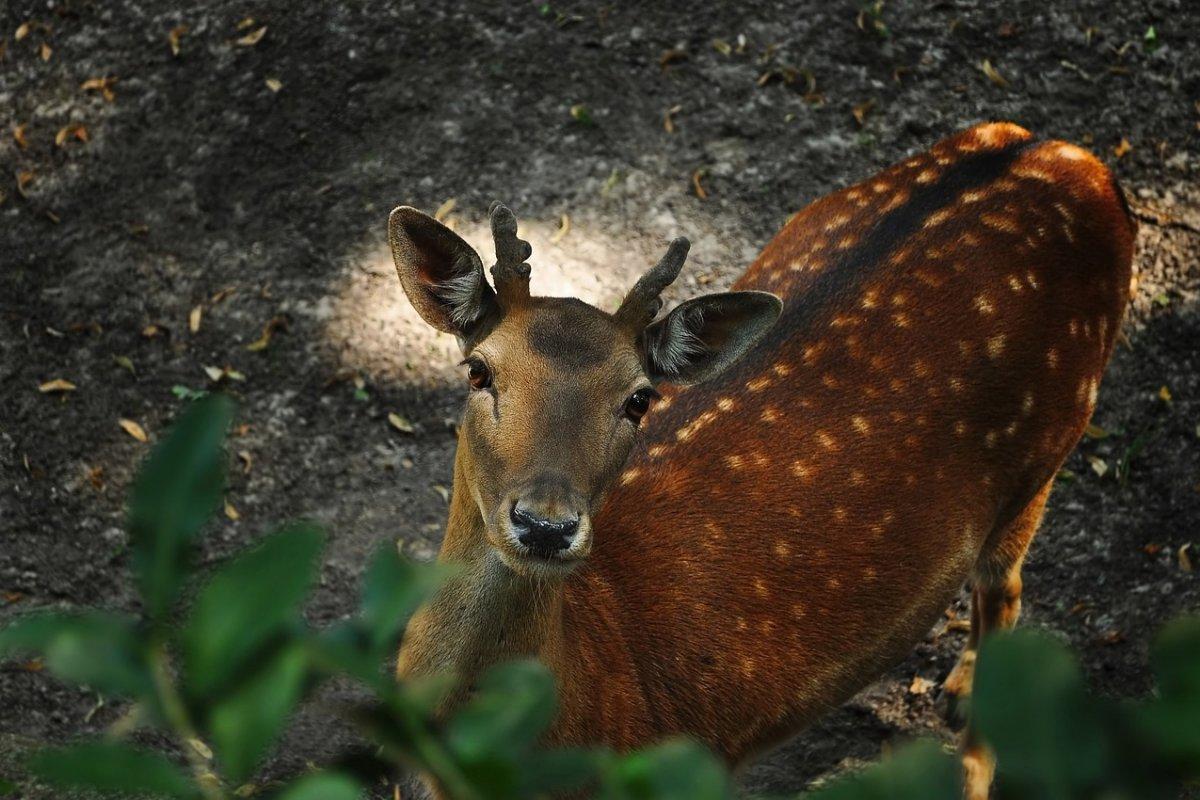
<box><xmin>397</xmin><ymin>450</ymin><xmax>568</xmax><ymax>695</ymax></box>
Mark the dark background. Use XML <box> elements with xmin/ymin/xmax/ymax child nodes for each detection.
<box><xmin>1</xmin><ymin>1</ymin><xmax>1197</xmax><ymax>796</ymax></box>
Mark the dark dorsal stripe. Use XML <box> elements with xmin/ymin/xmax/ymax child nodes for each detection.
<box><xmin>754</xmin><ymin>136</ymin><xmax>1039</xmax><ymax>356</ymax></box>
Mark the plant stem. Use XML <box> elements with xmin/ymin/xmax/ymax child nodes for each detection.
<box><xmin>149</xmin><ymin>642</ymin><xmax>226</xmax><ymax>800</ymax></box>
<box><xmin>397</xmin><ymin>704</ymin><xmax>481</xmax><ymax>800</ymax></box>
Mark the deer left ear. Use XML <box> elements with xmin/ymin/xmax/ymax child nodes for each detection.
<box><xmin>389</xmin><ymin>205</ymin><xmax>498</xmax><ymax>338</ymax></box>
<box><xmin>642</xmin><ymin>291</ymin><xmax>782</xmax><ymax>385</ymax></box>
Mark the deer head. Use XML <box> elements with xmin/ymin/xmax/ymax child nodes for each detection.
<box><xmin>389</xmin><ymin>203</ymin><xmax>781</xmax><ymax>578</ymax></box>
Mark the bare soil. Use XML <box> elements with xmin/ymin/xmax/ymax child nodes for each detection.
<box><xmin>1</xmin><ymin>1</ymin><xmax>1198</xmax><ymax>796</ymax></box>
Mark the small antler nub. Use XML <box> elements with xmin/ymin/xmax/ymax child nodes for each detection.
<box><xmin>615</xmin><ymin>237</ymin><xmax>690</xmax><ymax>329</ymax></box>
<box><xmin>489</xmin><ymin>202</ymin><xmax>532</xmax><ymax>307</ymax></box>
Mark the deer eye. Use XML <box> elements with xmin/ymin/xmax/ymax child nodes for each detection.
<box><xmin>624</xmin><ymin>388</ymin><xmax>657</xmax><ymax>424</ymax></box>
<box><xmin>465</xmin><ymin>358</ymin><xmax>492</xmax><ymax>390</ymax></box>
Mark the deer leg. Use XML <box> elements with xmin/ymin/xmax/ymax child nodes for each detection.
<box><xmin>954</xmin><ymin>480</ymin><xmax>1053</xmax><ymax>800</ymax></box>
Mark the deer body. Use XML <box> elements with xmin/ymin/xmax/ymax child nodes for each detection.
<box><xmin>393</xmin><ymin>123</ymin><xmax>1135</xmax><ymax>794</ymax></box>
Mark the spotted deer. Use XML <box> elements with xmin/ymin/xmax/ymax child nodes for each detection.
<box><xmin>389</xmin><ymin>123</ymin><xmax>1135</xmax><ymax>798</ymax></box>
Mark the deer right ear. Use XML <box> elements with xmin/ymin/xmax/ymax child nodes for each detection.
<box><xmin>389</xmin><ymin>206</ymin><xmax>498</xmax><ymax>338</ymax></box>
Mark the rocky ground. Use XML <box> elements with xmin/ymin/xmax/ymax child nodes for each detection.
<box><xmin>1</xmin><ymin>0</ymin><xmax>1198</xmax><ymax>797</ymax></box>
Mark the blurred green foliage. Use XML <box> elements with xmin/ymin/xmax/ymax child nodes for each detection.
<box><xmin>0</xmin><ymin>395</ymin><xmax>1197</xmax><ymax>799</ymax></box>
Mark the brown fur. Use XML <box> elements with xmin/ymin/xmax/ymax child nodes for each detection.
<box><xmin>397</xmin><ymin>123</ymin><xmax>1135</xmax><ymax>795</ymax></box>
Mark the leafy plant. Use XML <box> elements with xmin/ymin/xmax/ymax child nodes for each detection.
<box><xmin>0</xmin><ymin>395</ymin><xmax>728</xmax><ymax>800</ymax></box>
<box><xmin>802</xmin><ymin>622</ymin><xmax>1200</xmax><ymax>800</ymax></box>
<box><xmin>1</xmin><ymin>395</ymin><xmax>1197</xmax><ymax>799</ymax></box>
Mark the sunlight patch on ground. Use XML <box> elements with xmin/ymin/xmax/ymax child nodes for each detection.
<box><xmin>324</xmin><ymin>214</ymin><xmax>711</xmax><ymax>385</ymax></box>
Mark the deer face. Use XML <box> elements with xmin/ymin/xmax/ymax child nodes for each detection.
<box><xmin>390</xmin><ymin>204</ymin><xmax>780</xmax><ymax>577</ymax></box>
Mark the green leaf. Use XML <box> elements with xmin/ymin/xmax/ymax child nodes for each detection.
<box><xmin>209</xmin><ymin>643</ymin><xmax>308</xmax><ymax>782</ymax></box>
<box><xmin>183</xmin><ymin>524</ymin><xmax>323</xmax><ymax>698</ymax></box>
<box><xmin>599</xmin><ymin>739</ymin><xmax>731</xmax><ymax>800</ymax></box>
<box><xmin>0</xmin><ymin>612</ymin><xmax>152</xmax><ymax>698</ymax></box>
<box><xmin>803</xmin><ymin>740</ymin><xmax>960</xmax><ymax>799</ymax></box>
<box><xmin>26</xmin><ymin>742</ymin><xmax>195</xmax><ymax>797</ymax></box>
<box><xmin>0</xmin><ymin>778</ymin><xmax>17</xmax><ymax>795</ymax></box>
<box><xmin>129</xmin><ymin>394</ymin><xmax>233</xmax><ymax>620</ymax></box>
<box><xmin>359</xmin><ymin>546</ymin><xmax>446</xmax><ymax>655</ymax></box>
<box><xmin>310</xmin><ymin>623</ymin><xmax>383</xmax><ymax>686</ymax></box>
<box><xmin>973</xmin><ymin>629</ymin><xmax>1111</xmax><ymax>797</ymax></box>
<box><xmin>519</xmin><ymin>747</ymin><xmax>602</xmax><ymax>796</ymax></box>
<box><xmin>1151</xmin><ymin>615</ymin><xmax>1200</xmax><ymax>705</ymax></box>
<box><xmin>275</xmin><ymin>772</ymin><xmax>361</xmax><ymax>800</ymax></box>
<box><xmin>445</xmin><ymin>660</ymin><xmax>557</xmax><ymax>761</ymax></box>
<box><xmin>1141</xmin><ymin>616</ymin><xmax>1200</xmax><ymax>764</ymax></box>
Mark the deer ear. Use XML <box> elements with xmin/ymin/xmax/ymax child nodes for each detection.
<box><xmin>389</xmin><ymin>206</ymin><xmax>498</xmax><ymax>337</ymax></box>
<box><xmin>642</xmin><ymin>291</ymin><xmax>782</xmax><ymax>385</ymax></box>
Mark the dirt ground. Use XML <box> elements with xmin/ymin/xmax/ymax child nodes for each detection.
<box><xmin>1</xmin><ymin>0</ymin><xmax>1198</xmax><ymax>796</ymax></box>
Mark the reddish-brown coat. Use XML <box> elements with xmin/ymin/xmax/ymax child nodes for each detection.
<box><xmin>548</xmin><ymin>123</ymin><xmax>1134</xmax><ymax>762</ymax></box>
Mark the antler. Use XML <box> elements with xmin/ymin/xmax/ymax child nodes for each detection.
<box><xmin>489</xmin><ymin>202</ymin><xmax>532</xmax><ymax>308</ymax></box>
<box><xmin>614</xmin><ymin>237</ymin><xmax>690</xmax><ymax>329</ymax></box>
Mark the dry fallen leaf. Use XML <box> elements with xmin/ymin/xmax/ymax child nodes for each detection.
<box><xmin>224</xmin><ymin>499</ymin><xmax>240</xmax><ymax>521</ymax></box>
<box><xmin>141</xmin><ymin>323</ymin><xmax>164</xmax><ymax>338</ymax></box>
<box><xmin>1087</xmin><ymin>455</ymin><xmax>1108</xmax><ymax>478</ymax></box>
<box><xmin>245</xmin><ymin>315</ymin><xmax>287</xmax><ymax>351</ymax></box>
<box><xmin>431</xmin><ymin>485</ymin><xmax>450</xmax><ymax>504</ymax></box>
<box><xmin>1158</xmin><ymin>384</ymin><xmax>1172</xmax><ymax>403</ymax></box>
<box><xmin>119</xmin><ymin>419</ymin><xmax>149</xmax><ymax>442</ymax></box>
<box><xmin>908</xmin><ymin>675</ymin><xmax>935</xmax><ymax>695</ymax></box>
<box><xmin>189</xmin><ymin>304</ymin><xmax>203</xmax><ymax>333</ymax></box>
<box><xmin>1180</xmin><ymin>543</ymin><xmax>1194</xmax><ymax>573</ymax></box>
<box><xmin>168</xmin><ymin>24</ymin><xmax>188</xmax><ymax>56</ymax></box>
<box><xmin>39</xmin><ymin>42</ymin><xmax>51</xmax><ymax>61</ymax></box>
<box><xmin>81</xmin><ymin>76</ymin><xmax>117</xmax><ymax>102</ymax></box>
<box><xmin>433</xmin><ymin>198</ymin><xmax>456</xmax><ymax>222</ymax></box>
<box><xmin>236</xmin><ymin>26</ymin><xmax>267</xmax><ymax>46</ymax></box>
<box><xmin>203</xmin><ymin>365</ymin><xmax>246</xmax><ymax>383</ymax></box>
<box><xmin>237</xmin><ymin>450</ymin><xmax>253</xmax><ymax>474</ymax></box>
<box><xmin>692</xmin><ymin>168</ymin><xmax>708</xmax><ymax>200</ymax></box>
<box><xmin>112</xmin><ymin>355</ymin><xmax>136</xmax><ymax>375</ymax></box>
<box><xmin>12</xmin><ymin>124</ymin><xmax>28</xmax><ymax>149</ymax></box>
<box><xmin>188</xmin><ymin>738</ymin><xmax>213</xmax><ymax>761</ymax></box>
<box><xmin>15</xmin><ymin>22</ymin><xmax>31</xmax><ymax>41</ymax></box>
<box><xmin>550</xmin><ymin>213</ymin><xmax>570</xmax><ymax>245</ymax></box>
<box><xmin>264</xmin><ymin>77</ymin><xmax>282</xmax><ymax>92</ymax></box>
<box><xmin>712</xmin><ymin>39</ymin><xmax>732</xmax><ymax>56</ymax></box>
<box><xmin>16</xmin><ymin>170</ymin><xmax>35</xmax><ymax>197</ymax></box>
<box><xmin>388</xmin><ymin>412</ymin><xmax>415</xmax><ymax>434</ymax></box>
<box><xmin>55</xmin><ymin>123</ymin><xmax>89</xmax><ymax>147</ymax></box>
<box><xmin>663</xmin><ymin>104</ymin><xmax>682</xmax><ymax>134</ymax></box>
<box><xmin>210</xmin><ymin>285</ymin><xmax>237</xmax><ymax>304</ymax></box>
<box><xmin>38</xmin><ymin>378</ymin><xmax>77</xmax><ymax>393</ymax></box>
<box><xmin>236</xmin><ymin>17</ymin><xmax>256</xmax><ymax>30</ymax></box>
<box><xmin>1084</xmin><ymin>423</ymin><xmax>1109</xmax><ymax>439</ymax></box>
<box><xmin>979</xmin><ymin>59</ymin><xmax>1009</xmax><ymax>88</ymax></box>
<box><xmin>1113</xmin><ymin>138</ymin><xmax>1133</xmax><ymax>159</ymax></box>
<box><xmin>851</xmin><ymin>99</ymin><xmax>876</xmax><ymax>127</ymax></box>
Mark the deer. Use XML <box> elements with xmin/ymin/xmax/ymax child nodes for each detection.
<box><xmin>388</xmin><ymin>122</ymin><xmax>1136</xmax><ymax>798</ymax></box>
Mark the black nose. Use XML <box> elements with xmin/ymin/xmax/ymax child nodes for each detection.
<box><xmin>510</xmin><ymin>504</ymin><xmax>578</xmax><ymax>557</ymax></box>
